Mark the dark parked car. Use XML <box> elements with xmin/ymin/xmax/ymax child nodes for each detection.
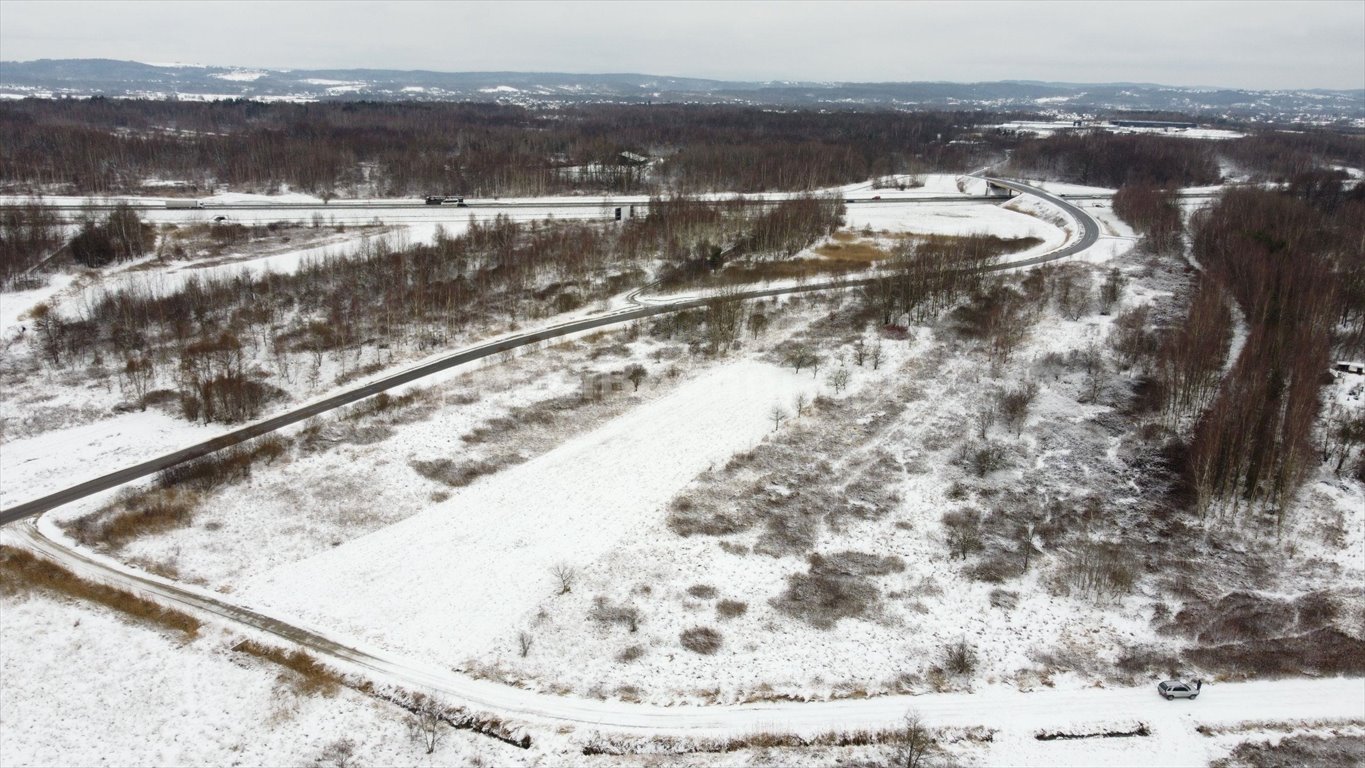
<box><xmin>1157</xmin><ymin>680</ymin><xmax>1200</xmax><ymax>700</ymax></box>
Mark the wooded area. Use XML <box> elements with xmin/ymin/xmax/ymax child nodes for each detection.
<box><xmin>0</xmin><ymin>100</ymin><xmax>994</xmax><ymax>196</ymax></box>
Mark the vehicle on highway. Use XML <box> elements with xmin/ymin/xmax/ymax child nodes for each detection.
<box><xmin>1157</xmin><ymin>679</ymin><xmax>1201</xmax><ymax>700</ymax></box>
<box><xmin>425</xmin><ymin>195</ymin><xmax>468</xmax><ymax>207</ymax></box>
<box><xmin>165</xmin><ymin>199</ymin><xmax>204</xmax><ymax>209</ymax></box>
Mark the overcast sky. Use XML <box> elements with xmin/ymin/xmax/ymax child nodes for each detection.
<box><xmin>1</xmin><ymin>0</ymin><xmax>1361</xmax><ymax>91</ymax></box>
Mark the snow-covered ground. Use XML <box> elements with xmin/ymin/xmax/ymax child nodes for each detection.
<box><xmin>5</xmin><ymin>175</ymin><xmax>1363</xmax><ymax>766</ymax></box>
<box><xmin>990</xmin><ymin>121</ymin><xmax>1245</xmax><ymax>141</ymax></box>
<box><xmin>0</xmin><ymin>588</ymin><xmax>533</xmax><ymax>767</ymax></box>
<box><xmin>238</xmin><ymin>359</ymin><xmax>817</xmax><ymax>663</ymax></box>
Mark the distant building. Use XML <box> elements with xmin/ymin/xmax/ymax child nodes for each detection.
<box><xmin>1334</xmin><ymin>361</ymin><xmax>1364</xmax><ymax>375</ymax></box>
<box><xmin>619</xmin><ymin>151</ymin><xmax>650</xmax><ymax>166</ymax></box>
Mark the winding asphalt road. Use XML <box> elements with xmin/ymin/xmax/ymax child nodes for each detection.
<box><xmin>7</xmin><ymin>177</ymin><xmax>1360</xmax><ymax>744</ymax></box>
<box><xmin>0</xmin><ymin>177</ymin><xmax>1096</xmax><ymax>524</ymax></box>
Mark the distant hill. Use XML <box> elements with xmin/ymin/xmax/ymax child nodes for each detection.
<box><xmin>1</xmin><ymin>59</ymin><xmax>1361</xmax><ymax>123</ymax></box>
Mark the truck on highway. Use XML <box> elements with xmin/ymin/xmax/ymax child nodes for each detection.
<box><xmin>165</xmin><ymin>199</ymin><xmax>205</xmax><ymax>209</ymax></box>
<box><xmin>425</xmin><ymin>195</ymin><xmax>467</xmax><ymax>207</ymax></box>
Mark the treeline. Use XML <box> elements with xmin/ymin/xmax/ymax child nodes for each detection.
<box><xmin>68</xmin><ymin>204</ymin><xmax>156</xmax><ymax>267</ymax></box>
<box><xmin>0</xmin><ymin>99</ymin><xmax>997</xmax><ymax>196</ymax></box>
<box><xmin>1220</xmin><ymin>129</ymin><xmax>1365</xmax><ymax>182</ymax></box>
<box><xmin>862</xmin><ymin>235</ymin><xmax>1032</xmax><ymax>326</ymax></box>
<box><xmin>1112</xmin><ymin>184</ymin><xmax>1182</xmax><ymax>253</ymax></box>
<box><xmin>1185</xmin><ymin>188</ymin><xmax>1363</xmax><ymax>526</ymax></box>
<box><xmin>1009</xmin><ymin>133</ymin><xmax>1222</xmax><ymax>188</ymax></box>
<box><xmin>0</xmin><ymin>201</ymin><xmax>63</xmax><ymax>287</ymax></box>
<box><xmin>27</xmin><ymin>195</ymin><xmax>844</xmax><ymax>423</ymax></box>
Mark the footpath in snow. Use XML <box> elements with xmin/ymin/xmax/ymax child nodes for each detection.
<box><xmin>239</xmin><ymin>359</ymin><xmax>816</xmax><ymax>664</ymax></box>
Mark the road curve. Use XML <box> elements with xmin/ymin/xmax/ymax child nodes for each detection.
<box><xmin>17</xmin><ymin>181</ymin><xmax>1353</xmax><ymax>740</ymax></box>
<box><xmin>11</xmin><ymin>521</ymin><xmax>1363</xmax><ymax>737</ymax></box>
<box><xmin>0</xmin><ymin>178</ymin><xmax>1093</xmax><ymax>525</ymax></box>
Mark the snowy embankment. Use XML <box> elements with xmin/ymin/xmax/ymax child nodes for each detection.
<box><xmin>238</xmin><ymin>360</ymin><xmax>817</xmax><ymax>664</ymax></box>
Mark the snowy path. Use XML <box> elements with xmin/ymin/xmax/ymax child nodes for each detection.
<box><xmin>7</xmin><ymin>520</ymin><xmax>1365</xmax><ymax>755</ymax></box>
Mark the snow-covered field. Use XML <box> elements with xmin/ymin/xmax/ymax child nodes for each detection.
<box><xmin>0</xmin><ymin>588</ymin><xmax>532</xmax><ymax>767</ymax></box>
<box><xmin>4</xmin><ymin>176</ymin><xmax>1364</xmax><ymax>766</ymax></box>
<box><xmin>238</xmin><ymin>359</ymin><xmax>817</xmax><ymax>663</ymax></box>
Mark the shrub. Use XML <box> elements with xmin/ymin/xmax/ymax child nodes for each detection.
<box><xmin>680</xmin><ymin>626</ymin><xmax>723</xmax><ymax>655</ymax></box>
<box><xmin>943</xmin><ymin>639</ymin><xmax>978</xmax><ymax>676</ymax></box>
<box><xmin>772</xmin><ymin>570</ymin><xmax>879</xmax><ymax>629</ymax></box>
<box><xmin>687</xmin><ymin>584</ymin><xmax>718</xmax><ymax>599</ymax></box>
<box><xmin>716</xmin><ymin>599</ymin><xmax>748</xmax><ymax>619</ymax></box>
<box><xmin>1057</xmin><ymin>540</ymin><xmax>1138</xmax><ymax>601</ymax></box>
<box><xmin>617</xmin><ymin>645</ymin><xmax>645</xmax><ymax>663</ymax></box>
<box><xmin>590</xmin><ymin>597</ymin><xmax>640</xmax><ymax>632</ymax></box>
<box><xmin>73</xmin><ymin>487</ymin><xmax>201</xmax><ymax>548</ymax></box>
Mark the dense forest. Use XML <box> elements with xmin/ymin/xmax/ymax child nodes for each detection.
<box><xmin>1008</xmin><ymin>128</ymin><xmax>1363</xmax><ymax>188</ymax></box>
<box><xmin>0</xmin><ymin>100</ymin><xmax>998</xmax><ymax>196</ymax></box>
<box><xmin>1111</xmin><ymin>174</ymin><xmax>1365</xmax><ymax>528</ymax></box>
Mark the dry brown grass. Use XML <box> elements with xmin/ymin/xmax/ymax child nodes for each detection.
<box><xmin>814</xmin><ymin>239</ymin><xmax>892</xmax><ymax>262</ymax></box>
<box><xmin>70</xmin><ymin>487</ymin><xmax>200</xmax><ymax>548</ymax></box>
<box><xmin>580</xmin><ymin>722</ymin><xmax>992</xmax><ymax>756</ymax></box>
<box><xmin>716</xmin><ymin>599</ymin><xmax>748</xmax><ymax>619</ymax></box>
<box><xmin>714</xmin><ymin>257</ymin><xmax>872</xmax><ymax>285</ymax></box>
<box><xmin>680</xmin><ymin>626</ymin><xmax>723</xmax><ymax>654</ymax></box>
<box><xmin>232</xmin><ymin>639</ymin><xmax>345</xmax><ymax>696</ymax></box>
<box><xmin>0</xmin><ymin>545</ymin><xmax>200</xmax><ymax>638</ymax></box>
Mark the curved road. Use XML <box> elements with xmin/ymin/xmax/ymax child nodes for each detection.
<box><xmin>9</xmin><ymin>522</ymin><xmax>1364</xmax><ymax>739</ymax></box>
<box><xmin>8</xmin><ymin>178</ymin><xmax>1359</xmax><ymax>741</ymax></box>
<box><xmin>0</xmin><ymin>177</ymin><xmax>1093</xmax><ymax>524</ymax></box>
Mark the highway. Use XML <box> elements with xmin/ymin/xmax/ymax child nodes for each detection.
<box><xmin>0</xmin><ymin>177</ymin><xmax>1095</xmax><ymax>524</ymax></box>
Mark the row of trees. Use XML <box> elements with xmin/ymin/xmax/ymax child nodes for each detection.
<box><xmin>69</xmin><ymin>205</ymin><xmax>155</xmax><ymax>267</ymax></box>
<box><xmin>27</xmin><ymin>195</ymin><xmax>844</xmax><ymax>422</ymax></box>
<box><xmin>1008</xmin><ymin>133</ymin><xmax>1221</xmax><ymax>188</ymax></box>
<box><xmin>1112</xmin><ymin>184</ymin><xmax>1183</xmax><ymax>254</ymax></box>
<box><xmin>1185</xmin><ymin>188</ymin><xmax>1361</xmax><ymax>526</ymax></box>
<box><xmin>0</xmin><ymin>99</ymin><xmax>998</xmax><ymax>196</ymax></box>
<box><xmin>860</xmin><ymin>234</ymin><xmax>1007</xmax><ymax>326</ymax></box>
<box><xmin>0</xmin><ymin>200</ymin><xmax>63</xmax><ymax>287</ymax></box>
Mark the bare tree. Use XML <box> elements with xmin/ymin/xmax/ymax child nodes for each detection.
<box><xmin>625</xmin><ymin>364</ymin><xmax>647</xmax><ymax>392</ymax></box>
<box><xmin>749</xmin><ymin>311</ymin><xmax>769</xmax><ymax>339</ymax></box>
<box><xmin>551</xmin><ymin>563</ymin><xmax>577</xmax><ymax>595</ymax></box>
<box><xmin>870</xmin><ymin>341</ymin><xmax>884</xmax><ymax>370</ymax></box>
<box><xmin>517</xmin><ymin>630</ymin><xmax>533</xmax><ymax>658</ymax></box>
<box><xmin>942</xmin><ymin>509</ymin><xmax>982</xmax><ymax>560</ymax></box>
<box><xmin>770</xmin><ymin>405</ymin><xmax>788</xmax><ymax>431</ymax></box>
<box><xmin>119</xmin><ymin>354</ymin><xmax>157</xmax><ymax>407</ymax></box>
<box><xmin>997</xmin><ymin>380</ymin><xmax>1039</xmax><ymax>436</ymax></box>
<box><xmin>793</xmin><ymin>393</ymin><xmax>808</xmax><ymax>418</ymax></box>
<box><xmin>853</xmin><ymin>339</ymin><xmax>867</xmax><ymax>366</ymax></box>
<box><xmin>975</xmin><ymin>404</ymin><xmax>996</xmax><ymax>440</ymax></box>
<box><xmin>317</xmin><ymin>737</ymin><xmax>357</xmax><ymax>768</ymax></box>
<box><xmin>893</xmin><ymin>710</ymin><xmax>937</xmax><ymax>768</ymax></box>
<box><xmin>786</xmin><ymin>346</ymin><xmax>819</xmax><ymax>374</ymax></box>
<box><xmin>1098</xmin><ymin>267</ymin><xmax>1127</xmax><ymax>314</ymax></box>
<box><xmin>1078</xmin><ymin>344</ymin><xmax>1106</xmax><ymax>404</ymax></box>
<box><xmin>828</xmin><ymin>367</ymin><xmax>851</xmax><ymax>393</ymax></box>
<box><xmin>406</xmin><ymin>694</ymin><xmax>445</xmax><ymax>756</ymax></box>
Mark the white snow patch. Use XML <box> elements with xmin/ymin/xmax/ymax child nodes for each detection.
<box><xmin>211</xmin><ymin>70</ymin><xmax>267</xmax><ymax>82</ymax></box>
<box><xmin>240</xmin><ymin>360</ymin><xmax>817</xmax><ymax>663</ymax></box>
